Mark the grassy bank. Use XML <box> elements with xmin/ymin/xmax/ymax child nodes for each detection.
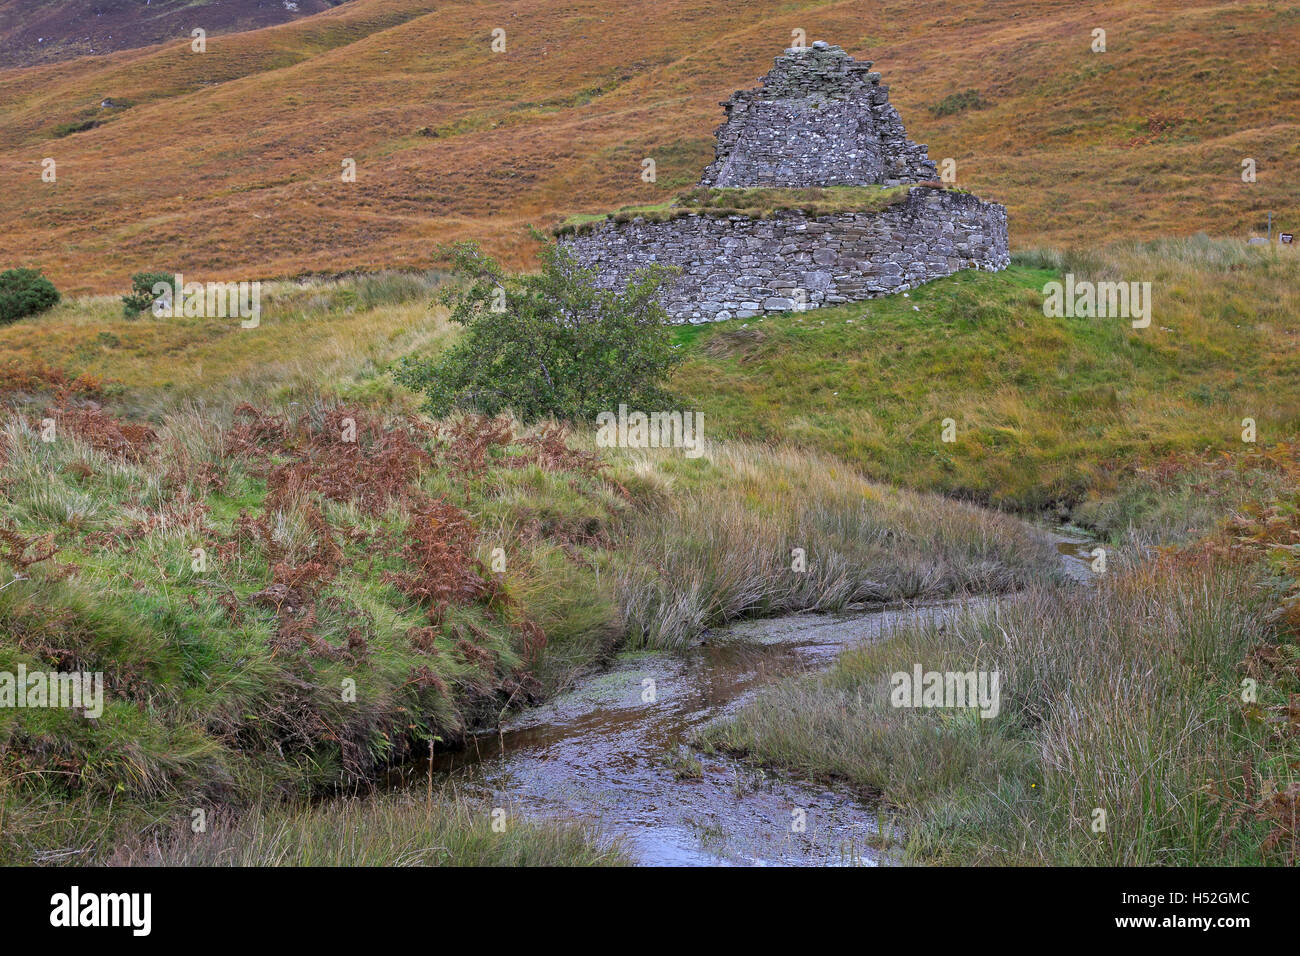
<box><xmin>0</xmin><ymin>271</ymin><xmax>1057</xmax><ymax>863</ymax></box>
<box><xmin>107</xmin><ymin>791</ymin><xmax>627</xmax><ymax>867</ymax></box>
<box><xmin>672</xmin><ymin>237</ymin><xmax>1300</xmax><ymax>515</ymax></box>
<box><xmin>615</xmin><ymin>441</ymin><xmax>1057</xmax><ymax>649</ymax></box>
<box><xmin>4</xmin><ymin>236</ymin><xmax>1298</xmax><ymax>865</ymax></box>
<box><xmin>0</xmin><ymin>387</ymin><xmax>626</xmax><ymax>862</ymax></box>
<box><xmin>702</xmin><ymin>550</ymin><xmax>1297</xmax><ymax>864</ymax></box>
<box><xmin>700</xmin><ymin>445</ymin><xmax>1300</xmax><ymax>864</ymax></box>
<box><xmin>676</xmin><ymin>236</ymin><xmax>1300</xmax><ymax>864</ymax></box>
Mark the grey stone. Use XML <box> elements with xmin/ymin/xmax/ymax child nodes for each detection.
<box><xmin>555</xmin><ymin>44</ymin><xmax>1008</xmax><ymax>324</ymax></box>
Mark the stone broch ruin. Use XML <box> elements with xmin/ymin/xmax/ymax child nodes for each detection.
<box><xmin>559</xmin><ymin>42</ymin><xmax>1009</xmax><ymax>323</ymax></box>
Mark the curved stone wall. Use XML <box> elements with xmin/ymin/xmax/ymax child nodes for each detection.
<box><xmin>558</xmin><ymin>187</ymin><xmax>1009</xmax><ymax>324</ymax></box>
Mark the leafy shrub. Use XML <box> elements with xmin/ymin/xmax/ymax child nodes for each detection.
<box><xmin>392</xmin><ymin>240</ymin><xmax>681</xmax><ymax>422</ymax></box>
<box><xmin>121</xmin><ymin>271</ymin><xmax>177</xmax><ymax>317</ymax></box>
<box><xmin>0</xmin><ymin>268</ymin><xmax>60</xmax><ymax>325</ymax></box>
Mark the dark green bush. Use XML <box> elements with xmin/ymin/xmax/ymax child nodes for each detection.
<box><xmin>929</xmin><ymin>89</ymin><xmax>991</xmax><ymax>117</ymax></box>
<box><xmin>392</xmin><ymin>240</ymin><xmax>680</xmax><ymax>422</ymax></box>
<box><xmin>121</xmin><ymin>272</ymin><xmax>178</xmax><ymax>317</ymax></box>
<box><xmin>0</xmin><ymin>268</ymin><xmax>60</xmax><ymax>325</ymax></box>
<box><xmin>51</xmin><ymin>119</ymin><xmax>99</xmax><ymax>137</ymax></box>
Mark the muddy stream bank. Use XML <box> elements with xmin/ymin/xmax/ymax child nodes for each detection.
<box><xmin>386</xmin><ymin>532</ymin><xmax>1095</xmax><ymax>866</ymax></box>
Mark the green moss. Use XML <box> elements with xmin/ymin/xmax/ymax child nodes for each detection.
<box><xmin>553</xmin><ymin>185</ymin><xmax>917</xmax><ymax>236</ymax></box>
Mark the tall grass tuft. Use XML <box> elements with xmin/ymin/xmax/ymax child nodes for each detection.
<box><xmin>612</xmin><ymin>441</ymin><xmax>1060</xmax><ymax>649</ymax></box>
<box><xmin>703</xmin><ymin>551</ymin><xmax>1287</xmax><ymax>864</ymax></box>
<box><xmin>106</xmin><ymin>791</ymin><xmax>625</xmax><ymax>867</ymax></box>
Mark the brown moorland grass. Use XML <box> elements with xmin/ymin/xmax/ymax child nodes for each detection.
<box><xmin>614</xmin><ymin>441</ymin><xmax>1059</xmax><ymax>649</ymax></box>
<box><xmin>1</xmin><ymin>0</ymin><xmax>1296</xmax><ymax>293</ymax></box>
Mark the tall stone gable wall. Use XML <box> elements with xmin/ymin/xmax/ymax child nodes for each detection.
<box><xmin>700</xmin><ymin>43</ymin><xmax>938</xmax><ymax>187</ymax></box>
<box><xmin>562</xmin><ymin>188</ymin><xmax>1009</xmax><ymax>324</ymax></box>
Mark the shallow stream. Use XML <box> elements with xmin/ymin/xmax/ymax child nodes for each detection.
<box><xmin>388</xmin><ymin>531</ymin><xmax>1095</xmax><ymax>865</ymax></box>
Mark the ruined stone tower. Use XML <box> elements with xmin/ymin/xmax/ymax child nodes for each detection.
<box><xmin>700</xmin><ymin>41</ymin><xmax>938</xmax><ymax>188</ymax></box>
<box><xmin>557</xmin><ymin>43</ymin><xmax>1009</xmax><ymax>324</ymax></box>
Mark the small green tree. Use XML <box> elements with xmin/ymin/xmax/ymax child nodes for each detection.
<box><xmin>0</xmin><ymin>268</ymin><xmax>60</xmax><ymax>325</ymax></box>
<box><xmin>393</xmin><ymin>240</ymin><xmax>681</xmax><ymax>422</ymax></box>
<box><xmin>121</xmin><ymin>271</ymin><xmax>178</xmax><ymax>317</ymax></box>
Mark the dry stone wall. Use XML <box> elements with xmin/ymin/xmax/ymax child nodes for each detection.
<box><xmin>701</xmin><ymin>42</ymin><xmax>937</xmax><ymax>188</ymax></box>
<box><xmin>562</xmin><ymin>187</ymin><xmax>1009</xmax><ymax>324</ymax></box>
<box><xmin>557</xmin><ymin>41</ymin><xmax>1009</xmax><ymax>323</ymax></box>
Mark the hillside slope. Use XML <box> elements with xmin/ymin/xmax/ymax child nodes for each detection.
<box><xmin>0</xmin><ymin>0</ymin><xmax>350</xmax><ymax>68</ymax></box>
<box><xmin>1</xmin><ymin>0</ymin><xmax>1297</xmax><ymax>293</ymax></box>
